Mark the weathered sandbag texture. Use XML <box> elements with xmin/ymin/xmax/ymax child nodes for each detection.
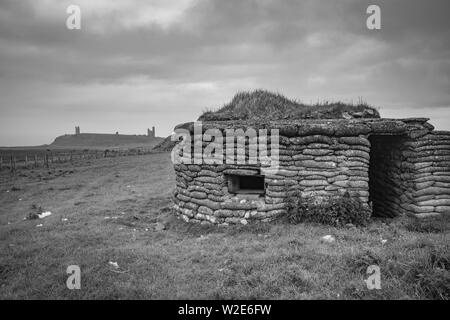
<box><xmin>403</xmin><ymin>130</ymin><xmax>450</xmax><ymax>217</ymax></box>
<box><xmin>172</xmin><ymin>118</ymin><xmax>450</xmax><ymax>225</ymax></box>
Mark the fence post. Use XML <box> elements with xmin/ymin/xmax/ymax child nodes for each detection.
<box><xmin>13</xmin><ymin>156</ymin><xmax>16</xmax><ymax>171</ymax></box>
<box><xmin>25</xmin><ymin>155</ymin><xmax>28</xmax><ymax>168</ymax></box>
<box><xmin>0</xmin><ymin>156</ymin><xmax>2</xmax><ymax>171</ymax></box>
<box><xmin>35</xmin><ymin>154</ymin><xmax>38</xmax><ymax>168</ymax></box>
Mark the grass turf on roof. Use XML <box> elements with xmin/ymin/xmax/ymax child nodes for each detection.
<box><xmin>198</xmin><ymin>90</ymin><xmax>380</xmax><ymax>121</ymax></box>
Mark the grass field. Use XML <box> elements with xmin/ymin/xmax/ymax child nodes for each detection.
<box><xmin>0</xmin><ymin>153</ymin><xmax>448</xmax><ymax>299</ymax></box>
<box><xmin>0</xmin><ymin>144</ymin><xmax>160</xmax><ymax>160</ymax></box>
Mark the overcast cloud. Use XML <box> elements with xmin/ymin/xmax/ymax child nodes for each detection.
<box><xmin>0</xmin><ymin>0</ymin><xmax>449</xmax><ymax>146</ymax></box>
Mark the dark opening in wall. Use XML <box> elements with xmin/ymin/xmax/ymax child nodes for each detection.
<box><xmin>227</xmin><ymin>174</ymin><xmax>265</xmax><ymax>194</ymax></box>
<box><xmin>369</xmin><ymin>134</ymin><xmax>407</xmax><ymax>217</ymax></box>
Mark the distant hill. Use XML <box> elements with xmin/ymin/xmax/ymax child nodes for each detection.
<box><xmin>51</xmin><ymin>133</ymin><xmax>163</xmax><ymax>149</ymax></box>
<box><xmin>198</xmin><ymin>90</ymin><xmax>380</xmax><ymax>121</ymax></box>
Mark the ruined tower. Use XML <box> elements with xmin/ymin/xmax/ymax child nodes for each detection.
<box><xmin>147</xmin><ymin>126</ymin><xmax>155</xmax><ymax>138</ymax></box>
<box><xmin>75</xmin><ymin>126</ymin><xmax>80</xmax><ymax>135</ymax></box>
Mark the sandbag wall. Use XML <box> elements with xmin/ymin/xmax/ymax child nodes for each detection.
<box><xmin>173</xmin><ymin>130</ymin><xmax>285</xmax><ymax>225</ymax></box>
<box><xmin>405</xmin><ymin>131</ymin><xmax>450</xmax><ymax>216</ymax></box>
<box><xmin>173</xmin><ymin>124</ymin><xmax>375</xmax><ymax>225</ymax></box>
<box><xmin>171</xmin><ymin>118</ymin><xmax>447</xmax><ymax>225</ymax></box>
<box><xmin>268</xmin><ymin>134</ymin><xmax>371</xmax><ymax>207</ymax></box>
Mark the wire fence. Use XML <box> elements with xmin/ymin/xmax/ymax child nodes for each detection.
<box><xmin>0</xmin><ymin>149</ymin><xmax>157</xmax><ymax>171</ymax></box>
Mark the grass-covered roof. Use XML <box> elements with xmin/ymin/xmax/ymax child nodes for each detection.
<box><xmin>198</xmin><ymin>90</ymin><xmax>380</xmax><ymax>121</ymax></box>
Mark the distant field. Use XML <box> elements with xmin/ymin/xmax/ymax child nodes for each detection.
<box><xmin>0</xmin><ymin>146</ymin><xmax>157</xmax><ymax>158</ymax></box>
<box><xmin>0</xmin><ymin>147</ymin><xmax>80</xmax><ymax>159</ymax></box>
<box><xmin>0</xmin><ymin>143</ymin><xmax>163</xmax><ymax>169</ymax></box>
<box><xmin>0</xmin><ymin>153</ymin><xmax>448</xmax><ymax>299</ymax></box>
<box><xmin>0</xmin><ymin>133</ymin><xmax>164</xmax><ymax>161</ymax></box>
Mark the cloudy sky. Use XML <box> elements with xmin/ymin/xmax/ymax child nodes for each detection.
<box><xmin>0</xmin><ymin>0</ymin><xmax>449</xmax><ymax>146</ymax></box>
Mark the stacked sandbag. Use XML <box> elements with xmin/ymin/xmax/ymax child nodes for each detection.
<box><xmin>172</xmin><ymin>120</ymin><xmax>379</xmax><ymax>225</ymax></box>
<box><xmin>404</xmin><ymin>130</ymin><xmax>450</xmax><ymax>217</ymax></box>
<box><xmin>172</xmin><ymin>118</ymin><xmax>449</xmax><ymax>225</ymax></box>
<box><xmin>173</xmin><ymin>161</ymin><xmax>287</xmax><ymax>225</ymax></box>
<box><xmin>264</xmin><ymin>134</ymin><xmax>371</xmax><ymax>206</ymax></box>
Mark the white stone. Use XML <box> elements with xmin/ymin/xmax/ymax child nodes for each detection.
<box><xmin>321</xmin><ymin>235</ymin><xmax>335</xmax><ymax>243</ymax></box>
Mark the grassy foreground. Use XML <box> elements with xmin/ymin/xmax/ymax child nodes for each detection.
<box><xmin>0</xmin><ymin>153</ymin><xmax>448</xmax><ymax>299</ymax></box>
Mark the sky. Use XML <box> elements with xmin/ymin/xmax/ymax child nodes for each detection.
<box><xmin>0</xmin><ymin>0</ymin><xmax>449</xmax><ymax>146</ymax></box>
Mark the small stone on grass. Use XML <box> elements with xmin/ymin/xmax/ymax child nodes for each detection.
<box><xmin>321</xmin><ymin>235</ymin><xmax>335</xmax><ymax>243</ymax></box>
